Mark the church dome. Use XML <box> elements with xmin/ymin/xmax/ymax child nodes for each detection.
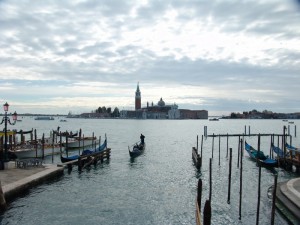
<box><xmin>157</xmin><ymin>97</ymin><xmax>165</xmax><ymax>107</ymax></box>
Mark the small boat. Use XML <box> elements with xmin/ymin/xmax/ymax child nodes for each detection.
<box><xmin>245</xmin><ymin>141</ymin><xmax>277</xmax><ymax>167</ymax></box>
<box><xmin>60</xmin><ymin>119</ymin><xmax>67</xmax><ymax>122</ymax></box>
<box><xmin>128</xmin><ymin>141</ymin><xmax>145</xmax><ymax>158</ymax></box>
<box><xmin>60</xmin><ymin>137</ymin><xmax>108</xmax><ymax>163</ymax></box>
<box><xmin>61</xmin><ymin>136</ymin><xmax>97</xmax><ymax>149</ymax></box>
<box><xmin>209</xmin><ymin>118</ymin><xmax>219</xmax><ymax>121</ymax></box>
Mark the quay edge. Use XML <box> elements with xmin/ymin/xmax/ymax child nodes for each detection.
<box><xmin>1</xmin><ymin>164</ymin><xmax>64</xmax><ymax>203</ymax></box>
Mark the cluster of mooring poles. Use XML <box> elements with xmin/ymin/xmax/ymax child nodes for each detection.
<box><xmin>59</xmin><ymin>140</ymin><xmax>111</xmax><ymax>173</ymax></box>
<box><xmin>192</xmin><ymin>125</ymin><xmax>292</xmax><ymax>225</ymax></box>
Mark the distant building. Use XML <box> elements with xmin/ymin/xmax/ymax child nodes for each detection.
<box><xmin>120</xmin><ymin>83</ymin><xmax>208</xmax><ymax>119</ymax></box>
<box><xmin>135</xmin><ymin>82</ymin><xmax>141</xmax><ymax>110</ymax></box>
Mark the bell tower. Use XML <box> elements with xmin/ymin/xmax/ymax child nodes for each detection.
<box><xmin>135</xmin><ymin>82</ymin><xmax>141</xmax><ymax>110</ymax></box>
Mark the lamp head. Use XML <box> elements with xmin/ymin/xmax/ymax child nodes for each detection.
<box><xmin>12</xmin><ymin>111</ymin><xmax>17</xmax><ymax>121</ymax></box>
<box><xmin>3</xmin><ymin>102</ymin><xmax>9</xmax><ymax>112</ymax></box>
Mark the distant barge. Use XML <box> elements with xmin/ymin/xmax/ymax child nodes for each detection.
<box><xmin>34</xmin><ymin>116</ymin><xmax>54</xmax><ymax>120</ymax></box>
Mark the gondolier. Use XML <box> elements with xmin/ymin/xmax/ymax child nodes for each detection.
<box><xmin>140</xmin><ymin>134</ymin><xmax>145</xmax><ymax>144</ymax></box>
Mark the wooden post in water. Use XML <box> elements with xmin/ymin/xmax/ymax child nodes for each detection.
<box><xmin>212</xmin><ymin>134</ymin><xmax>214</xmax><ymax>159</ymax></box>
<box><xmin>227</xmin><ymin>148</ymin><xmax>232</xmax><ymax>204</ymax></box>
<box><xmin>256</xmin><ymin>134</ymin><xmax>261</xmax><ymax>167</ymax></box>
<box><xmin>92</xmin><ymin>132</ymin><xmax>95</xmax><ymax>150</ymax></box>
<box><xmin>34</xmin><ymin>129</ymin><xmax>37</xmax><ymax>158</ymax></box>
<box><xmin>203</xmin><ymin>200</ymin><xmax>211</xmax><ymax>225</ymax></box>
<box><xmin>270</xmin><ymin>174</ymin><xmax>278</xmax><ymax>225</ymax></box>
<box><xmin>237</xmin><ymin>136</ymin><xmax>240</xmax><ymax>168</ymax></box>
<box><xmin>226</xmin><ymin>133</ymin><xmax>229</xmax><ymax>158</ymax></box>
<box><xmin>197</xmin><ymin>179</ymin><xmax>202</xmax><ymax>210</ymax></box>
<box><xmin>78</xmin><ymin>129</ymin><xmax>82</xmax><ymax>155</ymax></box>
<box><xmin>288</xmin><ymin>125</ymin><xmax>290</xmax><ymax>136</ymax></box>
<box><xmin>218</xmin><ymin>135</ymin><xmax>220</xmax><ymax>166</ymax></box>
<box><xmin>59</xmin><ymin>133</ymin><xmax>62</xmax><ymax>155</ymax></box>
<box><xmin>66</xmin><ymin>133</ymin><xmax>69</xmax><ymax>158</ymax></box>
<box><xmin>78</xmin><ymin>156</ymin><xmax>82</xmax><ymax>172</ymax></box>
<box><xmin>201</xmin><ymin>135</ymin><xmax>203</xmax><ymax>168</ymax></box>
<box><xmin>244</xmin><ymin>125</ymin><xmax>246</xmax><ymax>135</ymax></box>
<box><xmin>83</xmin><ymin>134</ymin><xmax>85</xmax><ymax>150</ymax></box>
<box><xmin>283</xmin><ymin>126</ymin><xmax>286</xmax><ymax>164</ymax></box>
<box><xmin>209</xmin><ymin>158</ymin><xmax>212</xmax><ymax>202</ymax></box>
<box><xmin>256</xmin><ymin>165</ymin><xmax>262</xmax><ymax>225</ymax></box>
<box><xmin>197</xmin><ymin>135</ymin><xmax>199</xmax><ymax>154</ymax></box>
<box><xmin>52</xmin><ymin>130</ymin><xmax>55</xmax><ymax>163</ymax></box>
<box><xmin>248</xmin><ymin>126</ymin><xmax>250</xmax><ymax>136</ymax></box>
<box><xmin>196</xmin><ymin>179</ymin><xmax>202</xmax><ymax>225</ymax></box>
<box><xmin>239</xmin><ymin>139</ymin><xmax>243</xmax><ymax>220</ymax></box>
<box><xmin>42</xmin><ymin>133</ymin><xmax>45</xmax><ymax>159</ymax></box>
<box><xmin>295</xmin><ymin>125</ymin><xmax>297</xmax><ymax>137</ymax></box>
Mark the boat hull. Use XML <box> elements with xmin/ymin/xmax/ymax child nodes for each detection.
<box><xmin>129</xmin><ymin>143</ymin><xmax>145</xmax><ymax>158</ymax></box>
<box><xmin>10</xmin><ymin>145</ymin><xmax>64</xmax><ymax>159</ymax></box>
<box><xmin>61</xmin><ymin>138</ymin><xmax>97</xmax><ymax>149</ymax></box>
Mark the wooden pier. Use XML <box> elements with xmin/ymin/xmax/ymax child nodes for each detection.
<box><xmin>58</xmin><ymin>148</ymin><xmax>111</xmax><ymax>171</ymax></box>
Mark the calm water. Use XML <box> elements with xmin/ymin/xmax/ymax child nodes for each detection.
<box><xmin>0</xmin><ymin>117</ymin><xmax>299</xmax><ymax>225</ymax></box>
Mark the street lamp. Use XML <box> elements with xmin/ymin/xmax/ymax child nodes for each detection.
<box><xmin>0</xmin><ymin>102</ymin><xmax>17</xmax><ymax>170</ymax></box>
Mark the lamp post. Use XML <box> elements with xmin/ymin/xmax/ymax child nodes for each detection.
<box><xmin>0</xmin><ymin>102</ymin><xmax>17</xmax><ymax>170</ymax></box>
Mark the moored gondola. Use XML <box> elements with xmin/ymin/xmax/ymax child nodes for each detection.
<box><xmin>245</xmin><ymin>141</ymin><xmax>277</xmax><ymax>167</ymax></box>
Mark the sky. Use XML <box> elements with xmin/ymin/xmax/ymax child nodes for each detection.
<box><xmin>1</xmin><ymin>0</ymin><xmax>300</xmax><ymax>116</ymax></box>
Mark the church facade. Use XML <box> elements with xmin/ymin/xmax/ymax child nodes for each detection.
<box><xmin>120</xmin><ymin>83</ymin><xmax>208</xmax><ymax>119</ymax></box>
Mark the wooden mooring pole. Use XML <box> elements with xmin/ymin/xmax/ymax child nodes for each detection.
<box><xmin>270</xmin><ymin>174</ymin><xmax>278</xmax><ymax>225</ymax></box>
<box><xmin>256</xmin><ymin>165</ymin><xmax>262</xmax><ymax>225</ymax></box>
<box><xmin>218</xmin><ymin>135</ymin><xmax>220</xmax><ymax>166</ymax></box>
<box><xmin>203</xmin><ymin>200</ymin><xmax>211</xmax><ymax>225</ymax></box>
<box><xmin>239</xmin><ymin>139</ymin><xmax>243</xmax><ymax>220</ymax></box>
<box><xmin>226</xmin><ymin>133</ymin><xmax>229</xmax><ymax>158</ymax></box>
<box><xmin>201</xmin><ymin>135</ymin><xmax>203</xmax><ymax>167</ymax></box>
<box><xmin>211</xmin><ymin>134</ymin><xmax>214</xmax><ymax>159</ymax></box>
<box><xmin>196</xmin><ymin>179</ymin><xmax>202</xmax><ymax>225</ymax></box>
<box><xmin>209</xmin><ymin>158</ymin><xmax>212</xmax><ymax>202</ymax></box>
<box><xmin>227</xmin><ymin>148</ymin><xmax>232</xmax><ymax>204</ymax></box>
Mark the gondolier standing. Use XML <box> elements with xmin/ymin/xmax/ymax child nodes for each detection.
<box><xmin>140</xmin><ymin>134</ymin><xmax>145</xmax><ymax>144</ymax></box>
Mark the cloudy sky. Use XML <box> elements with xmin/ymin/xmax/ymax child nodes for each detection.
<box><xmin>1</xmin><ymin>0</ymin><xmax>300</xmax><ymax>116</ymax></box>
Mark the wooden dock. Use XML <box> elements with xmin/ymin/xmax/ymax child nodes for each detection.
<box><xmin>58</xmin><ymin>148</ymin><xmax>111</xmax><ymax>171</ymax></box>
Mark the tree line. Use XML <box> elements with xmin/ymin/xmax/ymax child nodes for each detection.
<box><xmin>92</xmin><ymin>106</ymin><xmax>120</xmax><ymax>117</ymax></box>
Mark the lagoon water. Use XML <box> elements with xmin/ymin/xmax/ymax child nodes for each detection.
<box><xmin>0</xmin><ymin>117</ymin><xmax>298</xmax><ymax>225</ymax></box>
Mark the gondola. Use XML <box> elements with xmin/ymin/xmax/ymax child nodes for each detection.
<box><xmin>271</xmin><ymin>143</ymin><xmax>287</xmax><ymax>158</ymax></box>
<box><xmin>128</xmin><ymin>141</ymin><xmax>145</xmax><ymax>158</ymax></box>
<box><xmin>285</xmin><ymin>143</ymin><xmax>300</xmax><ymax>160</ymax></box>
<box><xmin>60</xmin><ymin>137</ymin><xmax>108</xmax><ymax>163</ymax></box>
<box><xmin>245</xmin><ymin>141</ymin><xmax>277</xmax><ymax>167</ymax></box>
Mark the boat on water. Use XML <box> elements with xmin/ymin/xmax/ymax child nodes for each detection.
<box><xmin>285</xmin><ymin>143</ymin><xmax>300</xmax><ymax>160</ymax></box>
<box><xmin>35</xmin><ymin>116</ymin><xmax>55</xmax><ymax>120</ymax></box>
<box><xmin>209</xmin><ymin>118</ymin><xmax>219</xmax><ymax>121</ymax></box>
<box><xmin>61</xmin><ymin>137</ymin><xmax>108</xmax><ymax>163</ymax></box>
<box><xmin>271</xmin><ymin>143</ymin><xmax>287</xmax><ymax>159</ymax></box>
<box><xmin>245</xmin><ymin>141</ymin><xmax>277</xmax><ymax>167</ymax></box>
<box><xmin>128</xmin><ymin>141</ymin><xmax>146</xmax><ymax>158</ymax></box>
<box><xmin>61</xmin><ymin>136</ymin><xmax>97</xmax><ymax>149</ymax></box>
<box><xmin>9</xmin><ymin>143</ymin><xmax>64</xmax><ymax>159</ymax></box>
<box><xmin>5</xmin><ymin>130</ymin><xmax>64</xmax><ymax>159</ymax></box>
